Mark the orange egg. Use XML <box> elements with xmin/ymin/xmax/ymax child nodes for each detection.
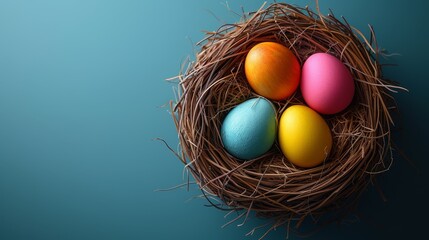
<box><xmin>245</xmin><ymin>42</ymin><xmax>301</xmax><ymax>100</ymax></box>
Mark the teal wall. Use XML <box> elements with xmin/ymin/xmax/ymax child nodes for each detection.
<box><xmin>1</xmin><ymin>0</ymin><xmax>427</xmax><ymax>239</ymax></box>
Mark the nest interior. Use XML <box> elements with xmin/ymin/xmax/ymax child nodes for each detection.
<box><xmin>170</xmin><ymin>2</ymin><xmax>402</xmax><ymax>232</ymax></box>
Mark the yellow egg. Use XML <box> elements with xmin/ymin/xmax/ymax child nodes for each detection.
<box><xmin>278</xmin><ymin>105</ymin><xmax>332</xmax><ymax>168</ymax></box>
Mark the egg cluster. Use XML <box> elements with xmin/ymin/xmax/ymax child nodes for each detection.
<box><xmin>221</xmin><ymin>42</ymin><xmax>355</xmax><ymax>168</ymax></box>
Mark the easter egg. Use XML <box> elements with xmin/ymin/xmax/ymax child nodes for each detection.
<box><xmin>278</xmin><ymin>105</ymin><xmax>332</xmax><ymax>168</ymax></box>
<box><xmin>245</xmin><ymin>42</ymin><xmax>301</xmax><ymax>100</ymax></box>
<box><xmin>301</xmin><ymin>53</ymin><xmax>355</xmax><ymax>114</ymax></box>
<box><xmin>221</xmin><ymin>98</ymin><xmax>277</xmax><ymax>160</ymax></box>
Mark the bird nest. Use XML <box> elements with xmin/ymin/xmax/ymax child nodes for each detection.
<box><xmin>168</xmin><ymin>2</ymin><xmax>403</xmax><ymax>238</ymax></box>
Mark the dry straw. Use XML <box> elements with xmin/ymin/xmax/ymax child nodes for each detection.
<box><xmin>168</xmin><ymin>2</ymin><xmax>405</xmax><ymax>238</ymax></box>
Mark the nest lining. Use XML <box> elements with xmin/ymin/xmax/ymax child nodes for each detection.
<box><xmin>169</xmin><ymin>2</ymin><xmax>404</xmax><ymax>236</ymax></box>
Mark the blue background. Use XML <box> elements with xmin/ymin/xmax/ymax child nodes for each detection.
<box><xmin>1</xmin><ymin>0</ymin><xmax>428</xmax><ymax>239</ymax></box>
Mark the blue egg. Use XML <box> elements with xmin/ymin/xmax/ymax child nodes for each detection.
<box><xmin>221</xmin><ymin>97</ymin><xmax>277</xmax><ymax>160</ymax></box>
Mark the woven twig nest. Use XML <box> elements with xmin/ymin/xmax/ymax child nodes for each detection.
<box><xmin>170</xmin><ymin>2</ymin><xmax>403</xmax><ymax>237</ymax></box>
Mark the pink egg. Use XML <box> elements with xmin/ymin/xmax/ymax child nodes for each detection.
<box><xmin>301</xmin><ymin>53</ymin><xmax>355</xmax><ymax>114</ymax></box>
